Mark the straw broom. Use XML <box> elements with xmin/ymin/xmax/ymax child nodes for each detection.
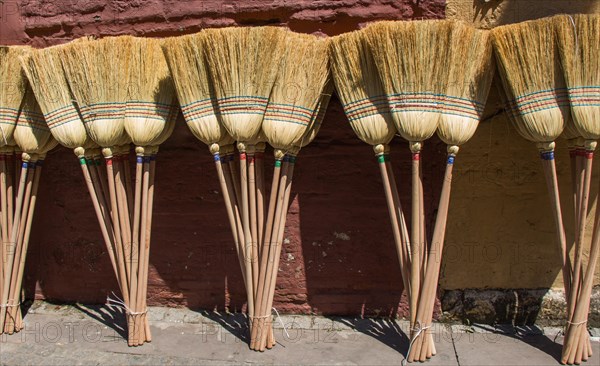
<box><xmin>253</xmin><ymin>32</ymin><xmax>329</xmax><ymax>352</ymax></box>
<box><xmin>365</xmin><ymin>20</ymin><xmax>453</xmax><ymax>350</ymax></box>
<box><xmin>0</xmin><ymin>45</ymin><xmax>30</xmax><ymax>334</ymax></box>
<box><xmin>493</xmin><ymin>16</ymin><xmax>576</xmax><ymax>362</ymax></box>
<box><xmin>555</xmin><ymin>14</ymin><xmax>599</xmax><ymax>364</ymax></box>
<box><xmin>204</xmin><ymin>27</ymin><xmax>288</xmax><ymax>336</ymax></box>
<box><xmin>60</xmin><ymin>36</ymin><xmax>138</xmax><ymax>344</ymax></box>
<box><xmin>123</xmin><ymin>36</ymin><xmax>178</xmax><ymax>346</ymax></box>
<box><xmin>406</xmin><ymin>23</ymin><xmax>494</xmax><ymax>362</ymax></box>
<box><xmin>329</xmin><ymin>29</ymin><xmax>413</xmax><ymax>318</ymax></box>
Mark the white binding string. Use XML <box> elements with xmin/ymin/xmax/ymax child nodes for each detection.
<box><xmin>106</xmin><ymin>292</ymin><xmax>147</xmax><ymax>315</ymax></box>
<box><xmin>401</xmin><ymin>322</ymin><xmax>432</xmax><ymax>366</ymax></box>
<box><xmin>0</xmin><ymin>301</ymin><xmax>21</xmax><ymax>308</ymax></box>
<box><xmin>272</xmin><ymin>307</ymin><xmax>290</xmax><ymax>338</ymax></box>
<box><xmin>553</xmin><ymin>319</ymin><xmax>588</xmax><ymax>342</ymax></box>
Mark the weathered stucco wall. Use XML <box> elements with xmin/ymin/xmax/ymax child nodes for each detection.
<box><xmin>0</xmin><ymin>0</ymin><xmax>599</xmax><ymax>323</ymax></box>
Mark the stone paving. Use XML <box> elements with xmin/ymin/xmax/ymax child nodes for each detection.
<box><xmin>0</xmin><ymin>302</ymin><xmax>598</xmax><ymax>365</ymax></box>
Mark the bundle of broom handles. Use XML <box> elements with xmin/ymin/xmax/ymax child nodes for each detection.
<box><xmin>211</xmin><ymin>143</ymin><xmax>296</xmax><ymax>351</ymax></box>
<box><xmin>75</xmin><ymin>145</ymin><xmax>156</xmax><ymax>346</ymax></box>
<box><xmin>547</xmin><ymin>140</ymin><xmax>597</xmax><ymax>365</ymax></box>
<box><xmin>0</xmin><ymin>151</ymin><xmax>43</xmax><ymax>334</ymax></box>
<box><xmin>372</xmin><ymin>142</ymin><xmax>458</xmax><ymax>363</ymax></box>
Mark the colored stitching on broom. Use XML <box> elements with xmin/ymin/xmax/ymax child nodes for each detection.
<box><xmin>412</xmin><ymin>153</ymin><xmax>420</xmax><ymax>161</ymax></box>
<box><xmin>240</xmin><ymin>153</ymin><xmax>247</xmax><ymax>160</ymax></box>
<box><xmin>106</xmin><ymin>158</ymin><xmax>113</xmax><ymax>166</ymax></box>
<box><xmin>377</xmin><ymin>155</ymin><xmax>385</xmax><ymax>163</ymax></box>
<box><xmin>541</xmin><ymin>151</ymin><xmax>555</xmax><ymax>160</ymax></box>
<box><xmin>21</xmin><ymin>161</ymin><xmax>28</xmax><ymax>168</ymax></box>
<box><xmin>45</xmin><ymin>107</ymin><xmax>81</xmax><ymax>129</ymax></box>
<box><xmin>79</xmin><ymin>157</ymin><xmax>86</xmax><ymax>165</ymax></box>
<box><xmin>274</xmin><ymin>160</ymin><xmax>282</xmax><ymax>168</ymax></box>
<box><xmin>214</xmin><ymin>153</ymin><xmax>220</xmax><ymax>162</ymax></box>
<box><xmin>448</xmin><ymin>155</ymin><xmax>455</xmax><ymax>165</ymax></box>
<box><xmin>136</xmin><ymin>156</ymin><xmax>143</xmax><ymax>164</ymax></box>
<box><xmin>289</xmin><ymin>156</ymin><xmax>297</xmax><ymax>164</ymax></box>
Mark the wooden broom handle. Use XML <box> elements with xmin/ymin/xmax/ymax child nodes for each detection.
<box><xmin>255</xmin><ymin>156</ymin><xmax>289</xmax><ymax>350</ymax></box>
<box><xmin>129</xmin><ymin>152</ymin><xmax>145</xmax><ymax>346</ymax></box>
<box><xmin>248</xmin><ymin>147</ymin><xmax>259</xmax><ymax>299</ymax></box>
<box><xmin>238</xmin><ymin>146</ymin><xmax>255</xmax><ymax>331</ymax></box>
<box><xmin>409</xmin><ymin>143</ymin><xmax>421</xmax><ymax>336</ymax></box>
<box><xmin>374</xmin><ymin>147</ymin><xmax>410</xmax><ymax>296</ymax></box>
<box><xmin>255</xmin><ymin>149</ymin><xmax>266</xmax><ymax>257</ymax></box>
<box><xmin>5</xmin><ymin>160</ymin><xmax>34</xmax><ymax>333</ymax></box>
<box><xmin>259</xmin><ymin>156</ymin><xmax>295</xmax><ymax>351</ymax></box>
<box><xmin>561</xmin><ymin>172</ymin><xmax>600</xmax><ymax>364</ymax></box>
<box><xmin>409</xmin><ymin>151</ymin><xmax>456</xmax><ymax>362</ymax></box>
<box><xmin>223</xmin><ymin>154</ymin><xmax>247</xmax><ymax>282</ymax></box>
<box><xmin>76</xmin><ymin>153</ymin><xmax>119</xmax><ymax>282</ymax></box>
<box><xmin>251</xmin><ymin>156</ymin><xmax>283</xmax><ymax>350</ymax></box>
<box><xmin>11</xmin><ymin>160</ymin><xmax>43</xmax><ymax>330</ymax></box>
<box><xmin>0</xmin><ymin>156</ymin><xmax>8</xmax><ymax>298</ymax></box>
<box><xmin>142</xmin><ymin>153</ymin><xmax>158</xmax><ymax>343</ymax></box>
<box><xmin>539</xmin><ymin>149</ymin><xmax>572</xmax><ymax>301</ymax></box>
<box><xmin>0</xmin><ymin>157</ymin><xmax>30</xmax><ymax>330</ymax></box>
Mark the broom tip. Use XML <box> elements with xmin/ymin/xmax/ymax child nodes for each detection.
<box><xmin>410</xmin><ymin>142</ymin><xmax>422</xmax><ymax>153</ymax></box>
<box><xmin>21</xmin><ymin>152</ymin><xmax>31</xmax><ymax>162</ymax></box>
<box><xmin>237</xmin><ymin>142</ymin><xmax>246</xmax><ymax>153</ymax></box>
<box><xmin>135</xmin><ymin>146</ymin><xmax>145</xmax><ymax>156</ymax></box>
<box><xmin>74</xmin><ymin>147</ymin><xmax>85</xmax><ymax>158</ymax></box>
<box><xmin>373</xmin><ymin>144</ymin><xmax>386</xmax><ymax>156</ymax></box>
<box><xmin>537</xmin><ymin>142</ymin><xmax>556</xmax><ymax>152</ymax></box>
<box><xmin>274</xmin><ymin>149</ymin><xmax>285</xmax><ymax>160</ymax></box>
<box><xmin>102</xmin><ymin>148</ymin><xmax>114</xmax><ymax>158</ymax></box>
<box><xmin>209</xmin><ymin>143</ymin><xmax>220</xmax><ymax>156</ymax></box>
<box><xmin>447</xmin><ymin>145</ymin><xmax>460</xmax><ymax>156</ymax></box>
<box><xmin>585</xmin><ymin>141</ymin><xmax>597</xmax><ymax>152</ymax></box>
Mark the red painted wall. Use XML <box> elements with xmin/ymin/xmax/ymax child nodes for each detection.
<box><xmin>1</xmin><ymin>0</ymin><xmax>446</xmax><ymax>317</ymax></box>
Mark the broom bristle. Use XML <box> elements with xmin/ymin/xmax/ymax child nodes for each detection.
<box><xmin>20</xmin><ymin>41</ymin><xmax>91</xmax><ymax>150</ymax></box>
<box><xmin>0</xmin><ymin>46</ymin><xmax>30</xmax><ymax>147</ymax></box>
<box><xmin>492</xmin><ymin>18</ymin><xmax>569</xmax><ymax>145</ymax></box>
<box><xmin>14</xmin><ymin>81</ymin><xmax>52</xmax><ymax>153</ymax></box>
<box><xmin>60</xmin><ymin>36</ymin><xmax>130</xmax><ymax>148</ymax></box>
<box><xmin>329</xmin><ymin>30</ymin><xmax>395</xmax><ymax>147</ymax></box>
<box><xmin>298</xmin><ymin>80</ymin><xmax>334</xmax><ymax>149</ymax></box>
<box><xmin>437</xmin><ymin>22</ymin><xmax>495</xmax><ymax>148</ymax></box>
<box><xmin>555</xmin><ymin>14</ymin><xmax>600</xmax><ymax>141</ymax></box>
<box><xmin>125</xmin><ymin>37</ymin><xmax>177</xmax><ymax>147</ymax></box>
<box><xmin>262</xmin><ymin>33</ymin><xmax>329</xmax><ymax>151</ymax></box>
<box><xmin>162</xmin><ymin>32</ymin><xmax>232</xmax><ymax>148</ymax></box>
<box><xmin>204</xmin><ymin>26</ymin><xmax>289</xmax><ymax>145</ymax></box>
<box><xmin>364</xmin><ymin>20</ymin><xmax>454</xmax><ymax>144</ymax></box>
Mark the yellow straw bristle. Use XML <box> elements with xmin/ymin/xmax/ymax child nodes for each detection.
<box><xmin>162</xmin><ymin>32</ymin><xmax>232</xmax><ymax>147</ymax></box>
<box><xmin>492</xmin><ymin>18</ymin><xmax>570</xmax><ymax>145</ymax></box>
<box><xmin>204</xmin><ymin>26</ymin><xmax>289</xmax><ymax>146</ymax></box>
<box><xmin>0</xmin><ymin>46</ymin><xmax>30</xmax><ymax>147</ymax></box>
<box><xmin>329</xmin><ymin>30</ymin><xmax>395</xmax><ymax>147</ymax></box>
<box><xmin>60</xmin><ymin>36</ymin><xmax>131</xmax><ymax>148</ymax></box>
<box><xmin>437</xmin><ymin>22</ymin><xmax>495</xmax><ymax>149</ymax></box>
<box><xmin>125</xmin><ymin>37</ymin><xmax>177</xmax><ymax>147</ymax></box>
<box><xmin>364</xmin><ymin>20</ymin><xmax>454</xmax><ymax>145</ymax></box>
<box><xmin>14</xmin><ymin>81</ymin><xmax>52</xmax><ymax>153</ymax></box>
<box><xmin>299</xmin><ymin>80</ymin><xmax>334</xmax><ymax>149</ymax></box>
<box><xmin>20</xmin><ymin>41</ymin><xmax>91</xmax><ymax>150</ymax></box>
<box><xmin>555</xmin><ymin>14</ymin><xmax>600</xmax><ymax>142</ymax></box>
<box><xmin>262</xmin><ymin>33</ymin><xmax>329</xmax><ymax>152</ymax></box>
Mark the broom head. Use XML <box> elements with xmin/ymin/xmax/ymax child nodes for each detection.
<box><xmin>262</xmin><ymin>33</ymin><xmax>329</xmax><ymax>152</ymax></box>
<box><xmin>162</xmin><ymin>32</ymin><xmax>230</xmax><ymax>147</ymax></box>
<box><xmin>298</xmin><ymin>80</ymin><xmax>333</xmax><ymax>149</ymax></box>
<box><xmin>555</xmin><ymin>14</ymin><xmax>600</xmax><ymax>142</ymax></box>
<box><xmin>0</xmin><ymin>46</ymin><xmax>30</xmax><ymax>147</ymax></box>
<box><xmin>493</xmin><ymin>17</ymin><xmax>570</xmax><ymax>146</ymax></box>
<box><xmin>15</xmin><ymin>81</ymin><xmax>52</xmax><ymax>153</ymax></box>
<box><xmin>437</xmin><ymin>22</ymin><xmax>495</xmax><ymax>150</ymax></box>
<box><xmin>365</xmin><ymin>20</ymin><xmax>454</xmax><ymax>145</ymax></box>
<box><xmin>330</xmin><ymin>30</ymin><xmax>395</xmax><ymax>147</ymax></box>
<box><xmin>125</xmin><ymin>37</ymin><xmax>177</xmax><ymax>147</ymax></box>
<box><xmin>60</xmin><ymin>36</ymin><xmax>130</xmax><ymax>148</ymax></box>
<box><xmin>20</xmin><ymin>41</ymin><xmax>90</xmax><ymax>150</ymax></box>
<box><xmin>204</xmin><ymin>27</ymin><xmax>288</xmax><ymax>146</ymax></box>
